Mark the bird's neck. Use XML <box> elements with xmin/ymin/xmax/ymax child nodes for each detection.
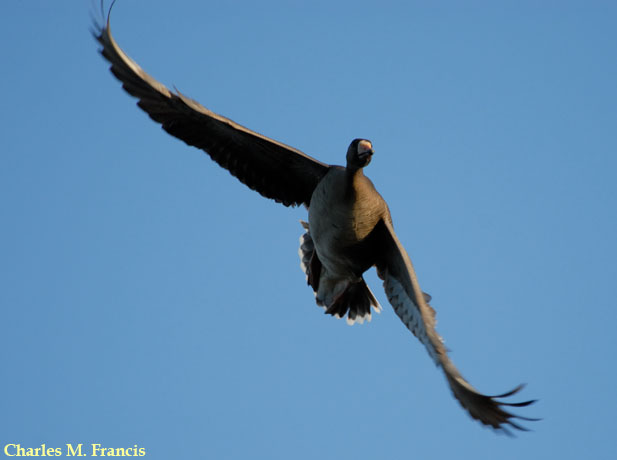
<box><xmin>345</xmin><ymin>166</ymin><xmax>365</xmax><ymax>180</ymax></box>
<box><xmin>343</xmin><ymin>167</ymin><xmax>366</xmax><ymax>200</ymax></box>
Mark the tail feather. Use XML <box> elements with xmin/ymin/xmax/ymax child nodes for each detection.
<box><xmin>332</xmin><ymin>281</ymin><xmax>381</xmax><ymax>325</ymax></box>
<box><xmin>298</xmin><ymin>220</ymin><xmax>381</xmax><ymax>325</ymax></box>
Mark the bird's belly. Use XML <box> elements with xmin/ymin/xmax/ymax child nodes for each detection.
<box><xmin>308</xmin><ymin>185</ymin><xmax>381</xmax><ymax>278</ymax></box>
<box><xmin>309</xmin><ymin>220</ymin><xmax>358</xmax><ymax>278</ymax></box>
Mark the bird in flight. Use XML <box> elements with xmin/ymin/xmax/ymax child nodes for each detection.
<box><xmin>94</xmin><ymin>3</ymin><xmax>537</xmax><ymax>435</ymax></box>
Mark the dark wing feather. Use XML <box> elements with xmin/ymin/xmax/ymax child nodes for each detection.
<box><xmin>375</xmin><ymin>219</ymin><xmax>538</xmax><ymax>434</ymax></box>
<box><xmin>94</xmin><ymin>13</ymin><xmax>328</xmax><ymax>207</ymax></box>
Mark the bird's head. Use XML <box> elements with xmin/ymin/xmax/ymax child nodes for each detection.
<box><xmin>346</xmin><ymin>138</ymin><xmax>374</xmax><ymax>170</ymax></box>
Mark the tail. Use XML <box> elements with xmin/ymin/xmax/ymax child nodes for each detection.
<box><xmin>325</xmin><ymin>279</ymin><xmax>382</xmax><ymax>325</ymax></box>
<box><xmin>298</xmin><ymin>220</ymin><xmax>381</xmax><ymax>325</ymax></box>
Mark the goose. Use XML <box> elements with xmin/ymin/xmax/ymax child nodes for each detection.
<box><xmin>94</xmin><ymin>6</ymin><xmax>537</xmax><ymax>434</ymax></box>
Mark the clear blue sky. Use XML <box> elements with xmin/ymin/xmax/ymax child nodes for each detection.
<box><xmin>2</xmin><ymin>1</ymin><xmax>616</xmax><ymax>459</ymax></box>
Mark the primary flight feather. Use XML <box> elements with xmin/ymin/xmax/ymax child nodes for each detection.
<box><xmin>94</xmin><ymin>5</ymin><xmax>537</xmax><ymax>434</ymax></box>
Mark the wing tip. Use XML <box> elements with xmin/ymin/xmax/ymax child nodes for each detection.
<box><xmin>482</xmin><ymin>385</ymin><xmax>540</xmax><ymax>434</ymax></box>
<box><xmin>447</xmin><ymin>375</ymin><xmax>540</xmax><ymax>434</ymax></box>
<box><xmin>90</xmin><ymin>0</ymin><xmax>116</xmax><ymax>37</ymax></box>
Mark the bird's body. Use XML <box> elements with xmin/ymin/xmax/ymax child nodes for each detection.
<box><xmin>94</xmin><ymin>4</ymin><xmax>537</xmax><ymax>435</ymax></box>
<box><xmin>307</xmin><ymin>164</ymin><xmax>387</xmax><ymax>322</ymax></box>
<box><xmin>310</xmin><ymin>168</ymin><xmax>388</xmax><ymax>256</ymax></box>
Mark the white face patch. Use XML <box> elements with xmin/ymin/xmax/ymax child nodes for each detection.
<box><xmin>357</xmin><ymin>140</ymin><xmax>373</xmax><ymax>155</ymax></box>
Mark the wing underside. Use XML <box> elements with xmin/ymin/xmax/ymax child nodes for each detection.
<box><xmin>94</xmin><ymin>8</ymin><xmax>329</xmax><ymax>207</ymax></box>
<box><xmin>375</xmin><ymin>219</ymin><xmax>537</xmax><ymax>434</ymax></box>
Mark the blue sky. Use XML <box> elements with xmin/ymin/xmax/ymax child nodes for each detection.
<box><xmin>2</xmin><ymin>1</ymin><xmax>616</xmax><ymax>458</ymax></box>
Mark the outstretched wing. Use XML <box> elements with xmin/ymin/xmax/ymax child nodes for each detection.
<box><xmin>375</xmin><ymin>219</ymin><xmax>537</xmax><ymax>434</ymax></box>
<box><xmin>94</xmin><ymin>12</ymin><xmax>329</xmax><ymax>207</ymax></box>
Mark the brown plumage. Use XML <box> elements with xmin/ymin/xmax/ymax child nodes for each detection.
<box><xmin>94</xmin><ymin>5</ymin><xmax>537</xmax><ymax>435</ymax></box>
